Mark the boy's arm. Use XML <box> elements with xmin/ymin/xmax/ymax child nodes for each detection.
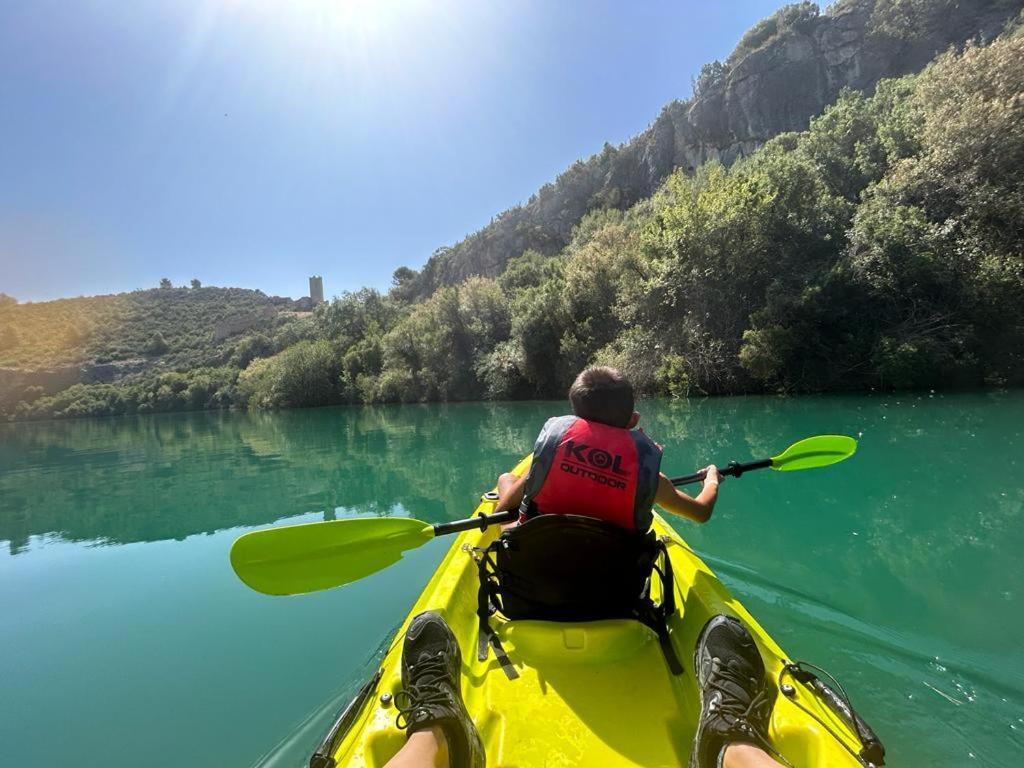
<box><xmin>494</xmin><ymin>472</ymin><xmax>527</xmax><ymax>513</ymax></box>
<box><xmin>653</xmin><ymin>465</ymin><xmax>721</xmax><ymax>523</ymax></box>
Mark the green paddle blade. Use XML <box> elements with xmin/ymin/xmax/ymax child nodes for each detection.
<box><xmin>770</xmin><ymin>435</ymin><xmax>857</xmax><ymax>472</ymax></box>
<box><xmin>230</xmin><ymin>517</ymin><xmax>434</xmax><ymax>596</ymax></box>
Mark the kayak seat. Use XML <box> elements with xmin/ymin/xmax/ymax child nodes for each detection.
<box><xmin>475</xmin><ymin>514</ymin><xmax>683</xmax><ymax>678</ymax></box>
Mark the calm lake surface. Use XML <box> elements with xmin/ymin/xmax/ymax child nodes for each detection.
<box><xmin>2</xmin><ymin>393</ymin><xmax>1022</xmax><ymax>767</ymax></box>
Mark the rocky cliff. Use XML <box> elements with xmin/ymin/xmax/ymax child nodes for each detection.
<box><xmin>411</xmin><ymin>0</ymin><xmax>1022</xmax><ymax>294</ymax></box>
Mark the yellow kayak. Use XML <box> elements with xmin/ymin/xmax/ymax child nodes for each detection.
<box><xmin>313</xmin><ymin>457</ymin><xmax>881</xmax><ymax>767</ymax></box>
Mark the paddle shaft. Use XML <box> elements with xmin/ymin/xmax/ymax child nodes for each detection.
<box><xmin>432</xmin><ymin>457</ymin><xmax>770</xmax><ymax>537</ymax></box>
<box><xmin>669</xmin><ymin>457</ymin><xmax>772</xmax><ymax>486</ymax></box>
<box><xmin>432</xmin><ymin>509</ymin><xmax>519</xmax><ymax>536</ymax></box>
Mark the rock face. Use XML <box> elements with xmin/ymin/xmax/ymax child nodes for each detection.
<box><xmin>414</xmin><ymin>0</ymin><xmax>1022</xmax><ymax>294</ymax></box>
<box><xmin>212</xmin><ymin>306</ymin><xmax>278</xmax><ymax>341</ymax></box>
<box><xmin>683</xmin><ymin>0</ymin><xmax>1015</xmax><ymax>162</ymax></box>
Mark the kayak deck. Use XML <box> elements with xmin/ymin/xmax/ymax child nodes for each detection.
<box><xmin>328</xmin><ymin>469</ymin><xmax>866</xmax><ymax>767</ymax></box>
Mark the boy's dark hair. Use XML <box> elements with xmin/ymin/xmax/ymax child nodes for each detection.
<box><xmin>569</xmin><ymin>366</ymin><xmax>635</xmax><ymax>427</ymax></box>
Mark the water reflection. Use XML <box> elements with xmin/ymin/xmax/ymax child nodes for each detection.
<box><xmin>0</xmin><ymin>402</ymin><xmax>556</xmax><ymax>554</ymax></box>
<box><xmin>1</xmin><ymin>393</ymin><xmax>1021</xmax><ymax>575</ymax></box>
<box><xmin>0</xmin><ymin>396</ymin><xmax>769</xmax><ymax>552</ymax></box>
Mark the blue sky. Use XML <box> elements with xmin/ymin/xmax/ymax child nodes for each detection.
<box><xmin>0</xmin><ymin>0</ymin><xmax>784</xmax><ymax>302</ymax></box>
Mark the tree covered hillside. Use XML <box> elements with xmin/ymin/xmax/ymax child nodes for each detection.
<box><xmin>231</xmin><ymin>27</ymin><xmax>1021</xmax><ymax>411</ymax></box>
<box><xmin>0</xmin><ymin>286</ymin><xmax>313</xmax><ymax>419</ymax></box>
<box><xmin>0</xmin><ymin>286</ymin><xmax>290</xmax><ymax>369</ymax></box>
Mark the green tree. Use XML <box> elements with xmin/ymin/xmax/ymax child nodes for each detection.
<box><xmin>692</xmin><ymin>60</ymin><xmax>725</xmax><ymax>99</ymax></box>
<box><xmin>315</xmin><ymin>288</ymin><xmax>392</xmax><ymax>349</ymax></box>
<box><xmin>458</xmin><ymin>277</ymin><xmax>510</xmax><ymax>360</ymax></box>
<box><xmin>339</xmin><ymin>336</ymin><xmax>384</xmax><ymax>403</ymax></box>
<box><xmin>508</xmin><ymin>272</ymin><xmax>570</xmax><ymax>396</ymax></box>
<box><xmin>229</xmin><ymin>334</ymin><xmax>274</xmax><ymax>368</ymax></box>
<box><xmin>638</xmin><ymin>146</ymin><xmax>850</xmax><ymax>392</ymax></box>
<box><xmin>390</xmin><ymin>266</ymin><xmax>419</xmax><ymax>304</ymax></box>
<box><xmin>558</xmin><ymin>216</ymin><xmax>642</xmax><ymax>374</ymax></box>
<box><xmin>498</xmin><ymin>249</ymin><xmax>560</xmax><ymax>294</ymax></box>
<box><xmin>145</xmin><ymin>332</ymin><xmax>169</xmax><ymax>356</ymax></box>
<box><xmin>238</xmin><ymin>340</ymin><xmax>341</xmax><ymax>408</ymax></box>
<box><xmin>377</xmin><ymin>287</ymin><xmax>471</xmax><ymax>401</ymax></box>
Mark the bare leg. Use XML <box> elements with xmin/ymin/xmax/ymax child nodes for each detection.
<box><xmin>383</xmin><ymin>726</ymin><xmax>449</xmax><ymax>768</ymax></box>
<box><xmin>723</xmin><ymin>743</ymin><xmax>786</xmax><ymax>768</ymax></box>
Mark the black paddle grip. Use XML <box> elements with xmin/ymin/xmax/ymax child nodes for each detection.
<box><xmin>669</xmin><ymin>458</ymin><xmax>772</xmax><ymax>486</ymax></box>
<box><xmin>432</xmin><ymin>509</ymin><xmax>518</xmax><ymax>536</ymax></box>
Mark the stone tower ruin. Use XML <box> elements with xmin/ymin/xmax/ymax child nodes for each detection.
<box><xmin>309</xmin><ymin>275</ymin><xmax>324</xmax><ymax>305</ymax></box>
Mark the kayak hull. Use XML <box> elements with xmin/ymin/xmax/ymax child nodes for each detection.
<box><xmin>326</xmin><ymin>458</ymin><xmax>866</xmax><ymax>767</ymax></box>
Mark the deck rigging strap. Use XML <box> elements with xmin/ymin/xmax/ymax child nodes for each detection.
<box><xmin>779</xmin><ymin>662</ymin><xmax>886</xmax><ymax>767</ymax></box>
<box><xmin>474</xmin><ymin>515</ymin><xmax>683</xmax><ymax>679</ymax></box>
<box><xmin>475</xmin><ymin>545</ymin><xmax>520</xmax><ymax>679</ymax></box>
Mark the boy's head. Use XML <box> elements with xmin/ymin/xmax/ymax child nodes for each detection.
<box><xmin>569</xmin><ymin>366</ymin><xmax>638</xmax><ymax>428</ymax></box>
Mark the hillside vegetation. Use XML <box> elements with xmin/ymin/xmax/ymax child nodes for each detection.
<box><xmin>314</xmin><ymin>27</ymin><xmax>1023</xmax><ymax>404</ymax></box>
<box><xmin>4</xmin><ymin>3</ymin><xmax>1023</xmax><ymax>421</ymax></box>
<box><xmin>0</xmin><ymin>287</ymin><xmax>313</xmax><ymax>419</ymax></box>
<box><xmin>0</xmin><ymin>287</ymin><xmax>289</xmax><ymax>369</ymax></box>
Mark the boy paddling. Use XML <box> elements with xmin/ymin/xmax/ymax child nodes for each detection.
<box><xmin>494</xmin><ymin>365</ymin><xmax>723</xmax><ymax>527</ymax></box>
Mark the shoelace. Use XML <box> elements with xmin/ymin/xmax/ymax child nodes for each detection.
<box><xmin>707</xmin><ymin>660</ymin><xmax>772</xmax><ymax>733</ymax></box>
<box><xmin>394</xmin><ymin>653</ymin><xmax>453</xmax><ymax>730</ymax></box>
<box><xmin>707</xmin><ymin>659</ymin><xmax>794</xmax><ymax>767</ymax></box>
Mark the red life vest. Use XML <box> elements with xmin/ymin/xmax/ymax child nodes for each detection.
<box><xmin>519</xmin><ymin>415</ymin><xmax>663</xmax><ymax>531</ymax></box>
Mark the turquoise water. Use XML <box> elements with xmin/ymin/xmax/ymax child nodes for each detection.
<box><xmin>1</xmin><ymin>393</ymin><xmax>1022</xmax><ymax>767</ymax></box>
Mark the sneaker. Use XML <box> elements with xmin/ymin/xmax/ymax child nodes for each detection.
<box><xmin>394</xmin><ymin>611</ymin><xmax>485</xmax><ymax>768</ymax></box>
<box><xmin>689</xmin><ymin>615</ymin><xmax>778</xmax><ymax>768</ymax></box>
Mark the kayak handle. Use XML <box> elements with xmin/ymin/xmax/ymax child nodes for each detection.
<box><xmin>669</xmin><ymin>458</ymin><xmax>772</xmax><ymax>486</ymax></box>
<box><xmin>310</xmin><ymin>669</ymin><xmax>383</xmax><ymax>768</ymax></box>
<box><xmin>432</xmin><ymin>509</ymin><xmax>518</xmax><ymax>537</ymax></box>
